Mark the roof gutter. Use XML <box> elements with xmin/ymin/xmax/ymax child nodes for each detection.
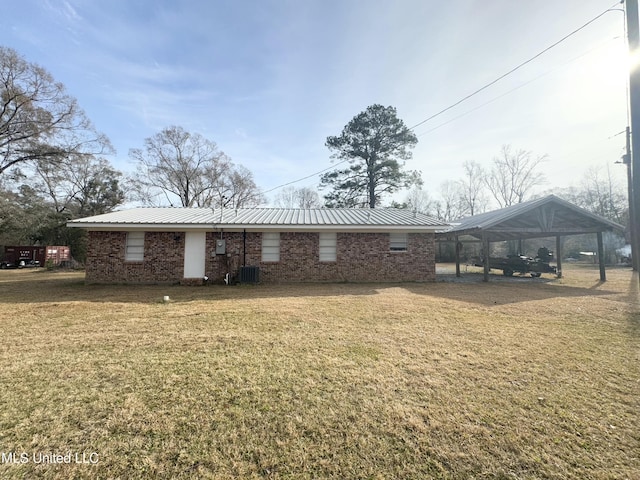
<box><xmin>66</xmin><ymin>222</ymin><xmax>444</xmax><ymax>233</ymax></box>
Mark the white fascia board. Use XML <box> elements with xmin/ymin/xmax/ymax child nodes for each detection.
<box><xmin>222</xmin><ymin>226</ymin><xmax>441</xmax><ymax>233</ymax></box>
<box><xmin>68</xmin><ymin>223</ymin><xmax>210</xmax><ymax>230</ymax></box>
<box><xmin>69</xmin><ymin>223</ymin><xmax>442</xmax><ymax>233</ymax></box>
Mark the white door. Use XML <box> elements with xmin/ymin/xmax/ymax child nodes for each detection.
<box><xmin>183</xmin><ymin>231</ymin><xmax>206</xmax><ymax>278</ymax></box>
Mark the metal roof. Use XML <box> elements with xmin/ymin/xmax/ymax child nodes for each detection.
<box><xmin>67</xmin><ymin>207</ymin><xmax>447</xmax><ymax>231</ymax></box>
<box><xmin>438</xmin><ymin>195</ymin><xmax>624</xmax><ymax>241</ymax></box>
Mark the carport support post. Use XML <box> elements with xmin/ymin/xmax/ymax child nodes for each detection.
<box><xmin>597</xmin><ymin>232</ymin><xmax>606</xmax><ymax>282</ymax></box>
<box><xmin>482</xmin><ymin>234</ymin><xmax>490</xmax><ymax>282</ymax></box>
<box><xmin>455</xmin><ymin>235</ymin><xmax>461</xmax><ymax>277</ymax></box>
<box><xmin>555</xmin><ymin>235</ymin><xmax>563</xmax><ymax>278</ymax></box>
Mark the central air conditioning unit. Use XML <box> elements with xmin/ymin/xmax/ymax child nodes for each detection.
<box><xmin>239</xmin><ymin>266</ymin><xmax>260</xmax><ymax>284</ymax></box>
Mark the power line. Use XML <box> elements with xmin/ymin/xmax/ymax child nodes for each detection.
<box><xmin>416</xmin><ymin>35</ymin><xmax>623</xmax><ymax>138</ymax></box>
<box><xmin>262</xmin><ymin>2</ymin><xmax>621</xmax><ymax>197</ymax></box>
<box><xmin>407</xmin><ymin>1</ymin><xmax>621</xmax><ymax>131</ymax></box>
<box><xmin>261</xmin><ymin>159</ymin><xmax>349</xmax><ymax>195</ymax></box>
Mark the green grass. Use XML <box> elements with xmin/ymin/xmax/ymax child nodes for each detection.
<box><xmin>0</xmin><ymin>266</ymin><xmax>638</xmax><ymax>479</ymax></box>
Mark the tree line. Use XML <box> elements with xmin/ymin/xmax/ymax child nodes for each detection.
<box><xmin>0</xmin><ymin>46</ymin><xmax>628</xmax><ymax>263</ymax></box>
<box><xmin>281</xmin><ymin>103</ymin><xmax>627</xmax><ymax>229</ymax></box>
<box><xmin>394</xmin><ymin>149</ymin><xmax>627</xmax><ymax>227</ymax></box>
<box><xmin>0</xmin><ymin>47</ymin><xmax>264</xmax><ymax>261</ymax></box>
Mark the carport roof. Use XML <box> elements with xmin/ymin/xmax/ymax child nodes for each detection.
<box><xmin>437</xmin><ymin>195</ymin><xmax>625</xmax><ymax>241</ymax></box>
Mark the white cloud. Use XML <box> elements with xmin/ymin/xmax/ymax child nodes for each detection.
<box><xmin>4</xmin><ymin>0</ymin><xmax>630</xmax><ymax>198</ymax></box>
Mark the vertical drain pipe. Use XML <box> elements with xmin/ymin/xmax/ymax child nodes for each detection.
<box><xmin>243</xmin><ymin>229</ymin><xmax>247</xmax><ymax>267</ymax></box>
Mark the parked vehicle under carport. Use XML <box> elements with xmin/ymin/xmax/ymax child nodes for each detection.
<box><xmin>480</xmin><ymin>254</ymin><xmax>557</xmax><ymax>277</ymax></box>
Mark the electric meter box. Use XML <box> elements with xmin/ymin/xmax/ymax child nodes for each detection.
<box><xmin>215</xmin><ymin>239</ymin><xmax>226</xmax><ymax>255</ymax></box>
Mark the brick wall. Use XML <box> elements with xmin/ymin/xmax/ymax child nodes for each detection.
<box><xmin>86</xmin><ymin>230</ymin><xmax>435</xmax><ymax>284</ymax></box>
<box><xmin>86</xmin><ymin>231</ymin><xmax>184</xmax><ymax>284</ymax></box>
<box><xmin>206</xmin><ymin>231</ymin><xmax>435</xmax><ymax>283</ymax></box>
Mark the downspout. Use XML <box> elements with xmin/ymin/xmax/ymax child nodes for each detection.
<box><xmin>482</xmin><ymin>233</ymin><xmax>490</xmax><ymax>282</ymax></box>
<box><xmin>455</xmin><ymin>235</ymin><xmax>461</xmax><ymax>278</ymax></box>
<box><xmin>243</xmin><ymin>229</ymin><xmax>246</xmax><ymax>267</ymax></box>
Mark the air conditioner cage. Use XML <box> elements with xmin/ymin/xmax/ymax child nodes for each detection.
<box><xmin>239</xmin><ymin>266</ymin><xmax>260</xmax><ymax>284</ymax></box>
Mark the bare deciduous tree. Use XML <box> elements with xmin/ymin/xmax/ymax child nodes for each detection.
<box><xmin>402</xmin><ymin>186</ymin><xmax>439</xmax><ymax>216</ymax></box>
<box><xmin>217</xmin><ymin>164</ymin><xmax>264</xmax><ymax>208</ymax></box>
<box><xmin>555</xmin><ymin>165</ymin><xmax>627</xmax><ymax>224</ymax></box>
<box><xmin>296</xmin><ymin>187</ymin><xmax>321</xmax><ymax>208</ymax></box>
<box><xmin>34</xmin><ymin>155</ymin><xmax>125</xmax><ymax>216</ymax></box>
<box><xmin>273</xmin><ymin>186</ymin><xmax>297</xmax><ymax>208</ymax></box>
<box><xmin>2</xmin><ymin>154</ymin><xmax>125</xmax><ymax>262</ymax></box>
<box><xmin>129</xmin><ymin>126</ymin><xmax>263</xmax><ymax>207</ymax></box>
<box><xmin>436</xmin><ymin>180</ymin><xmax>467</xmax><ymax>221</ymax></box>
<box><xmin>130</xmin><ymin>126</ymin><xmax>222</xmax><ymax>207</ymax></box>
<box><xmin>485</xmin><ymin>145</ymin><xmax>547</xmax><ymax>207</ymax></box>
<box><xmin>0</xmin><ymin>46</ymin><xmax>112</xmax><ymax>175</ymax></box>
<box><xmin>458</xmin><ymin>160</ymin><xmax>488</xmax><ymax>215</ymax></box>
<box><xmin>577</xmin><ymin>165</ymin><xmax>627</xmax><ymax>224</ymax></box>
<box><xmin>273</xmin><ymin>186</ymin><xmax>321</xmax><ymax>208</ymax></box>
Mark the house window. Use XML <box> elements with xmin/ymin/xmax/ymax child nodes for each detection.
<box><xmin>125</xmin><ymin>231</ymin><xmax>145</xmax><ymax>261</ymax></box>
<box><xmin>390</xmin><ymin>233</ymin><xmax>408</xmax><ymax>251</ymax></box>
<box><xmin>262</xmin><ymin>232</ymin><xmax>280</xmax><ymax>262</ymax></box>
<box><xmin>319</xmin><ymin>232</ymin><xmax>337</xmax><ymax>262</ymax></box>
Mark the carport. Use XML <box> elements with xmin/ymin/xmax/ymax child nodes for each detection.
<box><xmin>436</xmin><ymin>195</ymin><xmax>625</xmax><ymax>282</ymax></box>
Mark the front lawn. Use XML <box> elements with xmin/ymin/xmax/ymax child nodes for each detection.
<box><xmin>0</xmin><ymin>266</ymin><xmax>638</xmax><ymax>478</ymax></box>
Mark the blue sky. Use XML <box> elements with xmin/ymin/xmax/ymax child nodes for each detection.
<box><xmin>3</xmin><ymin>0</ymin><xmax>631</xmax><ymax>205</ymax></box>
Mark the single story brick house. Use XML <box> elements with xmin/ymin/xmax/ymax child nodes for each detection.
<box><xmin>67</xmin><ymin>208</ymin><xmax>447</xmax><ymax>284</ymax></box>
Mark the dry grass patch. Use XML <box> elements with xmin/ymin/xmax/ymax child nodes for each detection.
<box><xmin>0</xmin><ymin>267</ymin><xmax>638</xmax><ymax>479</ymax></box>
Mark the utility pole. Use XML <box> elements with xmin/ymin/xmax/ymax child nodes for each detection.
<box><xmin>625</xmin><ymin>0</ymin><xmax>640</xmax><ymax>279</ymax></box>
<box><xmin>623</xmin><ymin>126</ymin><xmax>638</xmax><ymax>269</ymax></box>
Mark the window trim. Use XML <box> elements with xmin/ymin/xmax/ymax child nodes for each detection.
<box><xmin>125</xmin><ymin>231</ymin><xmax>145</xmax><ymax>262</ymax></box>
<box><xmin>389</xmin><ymin>232</ymin><xmax>408</xmax><ymax>252</ymax></box>
<box><xmin>319</xmin><ymin>232</ymin><xmax>337</xmax><ymax>262</ymax></box>
<box><xmin>261</xmin><ymin>232</ymin><xmax>280</xmax><ymax>262</ymax></box>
